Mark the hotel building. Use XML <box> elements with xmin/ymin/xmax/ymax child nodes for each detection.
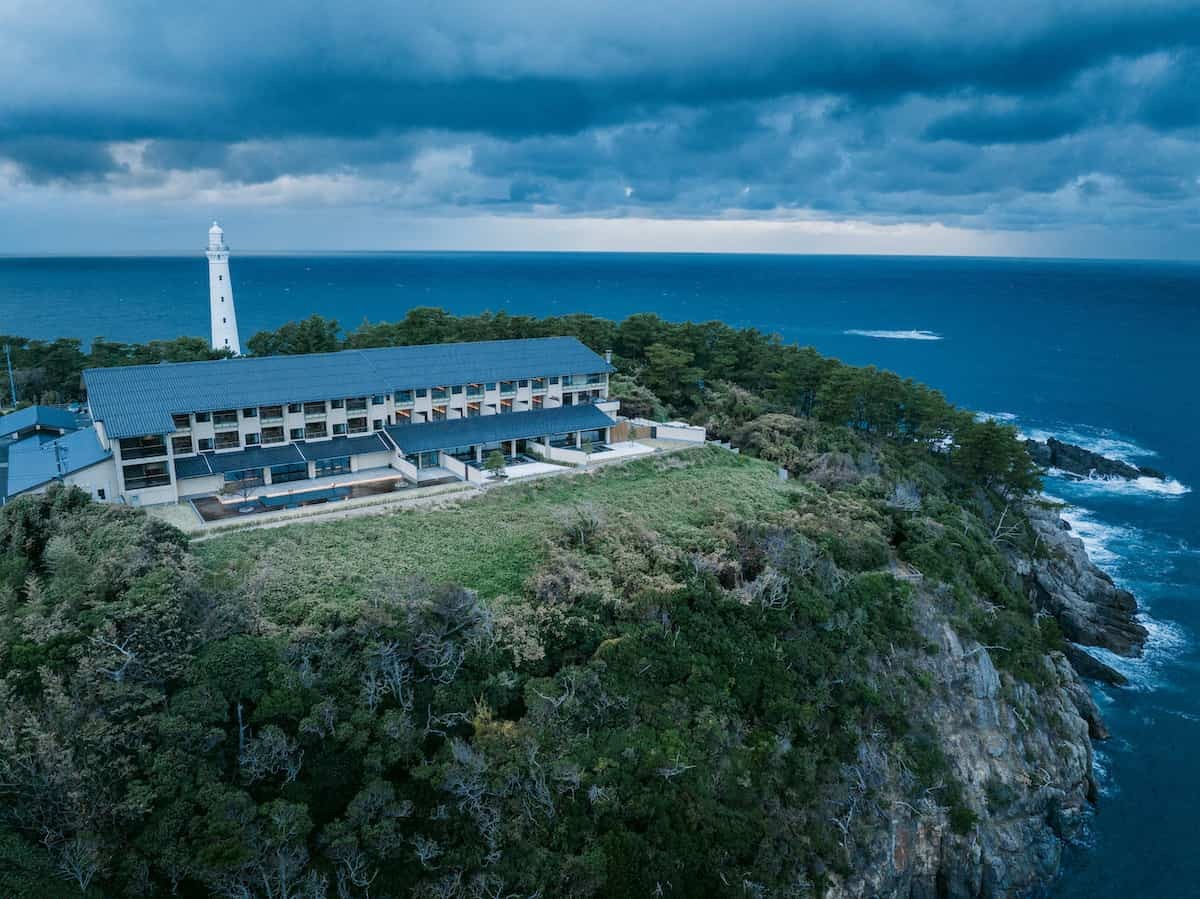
<box><xmin>1</xmin><ymin>337</ymin><xmax>619</xmax><ymax>506</ymax></box>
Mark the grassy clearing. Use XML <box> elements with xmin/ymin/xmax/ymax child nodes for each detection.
<box><xmin>196</xmin><ymin>446</ymin><xmax>793</xmax><ymax>611</ymax></box>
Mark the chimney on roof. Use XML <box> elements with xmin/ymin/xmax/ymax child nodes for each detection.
<box><xmin>604</xmin><ymin>349</ymin><xmax>613</xmax><ymax>364</ymax></box>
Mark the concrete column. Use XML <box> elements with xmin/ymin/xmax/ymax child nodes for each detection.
<box><xmin>475</xmin><ymin>445</ymin><xmax>483</xmax><ymax>463</ymax></box>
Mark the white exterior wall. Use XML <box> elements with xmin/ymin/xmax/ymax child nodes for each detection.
<box><xmin>653</xmin><ymin>422</ymin><xmax>707</xmax><ymax>442</ymax></box>
<box><xmin>176</xmin><ymin>474</ymin><xmax>225</xmax><ymax>498</ymax></box>
<box><xmin>352</xmin><ymin>450</ymin><xmax>394</xmax><ymax>471</ymax></box>
<box><xmin>65</xmin><ymin>458</ymin><xmax>119</xmax><ymax>501</ymax></box>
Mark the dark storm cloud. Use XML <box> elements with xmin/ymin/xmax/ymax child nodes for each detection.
<box><xmin>4</xmin><ymin>0</ymin><xmax>1200</xmax><ymax>237</ymax></box>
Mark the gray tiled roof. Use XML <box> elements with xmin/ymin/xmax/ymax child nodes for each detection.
<box><xmin>84</xmin><ymin>337</ymin><xmax>612</xmax><ymax>439</ymax></box>
<box><xmin>387</xmin><ymin>404</ymin><xmax>613</xmax><ymax>454</ymax></box>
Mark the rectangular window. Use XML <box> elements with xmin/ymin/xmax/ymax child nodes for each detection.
<box><xmin>119</xmin><ymin>435</ymin><xmax>167</xmax><ymax>460</ymax></box>
<box><xmin>198</xmin><ymin>437</ymin><xmax>214</xmax><ymax>451</ymax></box>
<box><xmin>518</xmin><ymin>379</ymin><xmax>529</xmax><ymax>388</ymax></box>
<box><xmin>373</xmin><ymin>419</ymin><xmax>384</xmax><ymax>430</ymax></box>
<box><xmin>171</xmin><ymin>413</ymin><xmax>191</xmax><ymax>430</ymax></box>
<box><xmin>303</xmin><ymin>401</ymin><xmax>326</xmax><ymax>415</ymax></box>
<box><xmin>371</xmin><ymin>394</ymin><xmax>385</xmax><ymax>406</ymax></box>
<box><xmin>331</xmin><ymin>398</ymin><xmax>344</xmax><ymax>409</ymax></box>
<box><xmin>213</xmin><ymin>409</ymin><xmax>238</xmax><ymax>426</ymax></box>
<box><xmin>406</xmin><ymin>451</ymin><xmax>441</xmax><ymax>469</ymax></box>
<box><xmin>466</xmin><ymin>403</ymin><xmax>481</xmax><ymax>418</ymax></box>
<box><xmin>305</xmin><ymin>421</ymin><xmax>328</xmax><ymax>439</ymax></box>
<box><xmin>415</xmin><ymin>388</ymin><xmax>428</xmax><ymax>399</ymax></box>
<box><xmin>485</xmin><ymin>382</ymin><xmax>497</xmax><ymax>391</ymax></box>
<box><xmin>315</xmin><ymin>456</ymin><xmax>351</xmax><ymax>477</ymax></box>
<box><xmin>288</xmin><ymin>403</ymin><xmax>302</xmax><ymax>414</ymax></box>
<box><xmin>243</xmin><ymin>407</ymin><xmax>257</xmax><ymax>418</ymax></box>
<box><xmin>290</xmin><ymin>428</ymin><xmax>305</xmax><ymax>441</ymax></box>
<box><xmin>395</xmin><ymin>408</ymin><xmax>411</xmax><ymax>423</ymax></box>
<box><xmin>531</xmin><ymin>377</ymin><xmax>546</xmax><ymax>392</ymax></box>
<box><xmin>395</xmin><ymin>390</ymin><xmax>414</xmax><ymax>404</ymax></box>
<box><xmin>532</xmin><ymin>395</ymin><xmax>544</xmax><ymax>409</ymax></box>
<box><xmin>262</xmin><ymin>426</ymin><xmax>285</xmax><ymax>444</ymax></box>
<box><xmin>123</xmin><ymin>461</ymin><xmax>170</xmax><ymax>490</ymax></box>
<box><xmin>431</xmin><ymin>387</ymin><xmax>448</xmax><ymax>401</ymax></box>
<box><xmin>194</xmin><ymin>411</ymin><xmax>211</xmax><ymax>422</ymax></box>
<box><xmin>270</xmin><ymin>462</ymin><xmax>308</xmax><ymax>484</ymax></box>
<box><xmin>332</xmin><ymin>422</ymin><xmax>347</xmax><ymax>436</ymax></box>
<box><xmin>431</xmin><ymin>406</ymin><xmax>447</xmax><ymax>421</ymax></box>
<box><xmin>466</xmin><ymin>383</ymin><xmax>484</xmax><ymax>399</ymax></box>
<box><xmin>549</xmin><ymin>376</ymin><xmax>560</xmax><ymax>385</ymax></box>
<box><xmin>499</xmin><ymin>399</ymin><xmax>513</xmax><ymax>414</ymax></box>
<box><xmin>347</xmin><ymin>417</ymin><xmax>368</xmax><ymax>434</ymax></box>
<box><xmin>451</xmin><ymin>385</ymin><xmax>464</xmax><ymax>395</ymax></box>
<box><xmin>215</xmin><ymin>431</ymin><xmax>240</xmax><ymax>450</ymax></box>
<box><xmin>171</xmin><ymin>435</ymin><xmax>194</xmax><ymax>455</ymax></box>
<box><xmin>223</xmin><ymin>468</ymin><xmax>264</xmax><ymax>488</ymax></box>
<box><xmin>245</xmin><ymin>432</ymin><xmax>260</xmax><ymax>446</ymax></box>
<box><xmin>261</xmin><ymin>405</ymin><xmax>283</xmax><ymax>421</ymax></box>
<box><xmin>346</xmin><ymin>397</ymin><xmax>367</xmax><ymax>411</ymax></box>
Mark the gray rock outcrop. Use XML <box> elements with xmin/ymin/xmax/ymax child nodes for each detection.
<box><xmin>1024</xmin><ymin>437</ymin><xmax>1165</xmax><ymax>481</ymax></box>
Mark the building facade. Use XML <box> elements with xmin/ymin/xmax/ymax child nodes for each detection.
<box><xmin>70</xmin><ymin>336</ymin><xmax>618</xmax><ymax>506</ymax></box>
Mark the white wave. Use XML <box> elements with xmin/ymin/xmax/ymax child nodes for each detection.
<box><xmin>1080</xmin><ymin>616</ymin><xmax>1188</xmax><ymax>693</ymax></box>
<box><xmin>976</xmin><ymin>411</ymin><xmax>1018</xmax><ymax>423</ymax></box>
<box><xmin>1059</xmin><ymin>507</ymin><xmax>1133</xmax><ymax>566</ymax></box>
<box><xmin>1049</xmin><ymin>469</ymin><xmax>1191</xmax><ymax>497</ymax></box>
<box><xmin>844</xmin><ymin>328</ymin><xmax>943</xmax><ymax>341</ymax></box>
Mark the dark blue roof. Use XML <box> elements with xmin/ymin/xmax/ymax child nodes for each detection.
<box><xmin>175</xmin><ymin>433</ymin><xmax>392</xmax><ymax>480</ymax></box>
<box><xmin>4</xmin><ymin>426</ymin><xmax>111</xmax><ymax>497</ymax></box>
<box><xmin>84</xmin><ymin>337</ymin><xmax>612</xmax><ymax>439</ymax></box>
<box><xmin>387</xmin><ymin>404</ymin><xmax>613</xmax><ymax>454</ymax></box>
<box><xmin>176</xmin><ymin>443</ymin><xmax>305</xmax><ymax>479</ymax></box>
<box><xmin>0</xmin><ymin>405</ymin><xmax>82</xmax><ymax>439</ymax></box>
<box><xmin>296</xmin><ymin>432</ymin><xmax>391</xmax><ymax>461</ymax></box>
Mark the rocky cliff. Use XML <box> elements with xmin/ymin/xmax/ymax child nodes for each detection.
<box><xmin>825</xmin><ymin>586</ymin><xmax>1106</xmax><ymax>899</ymax></box>
<box><xmin>1013</xmin><ymin>502</ymin><xmax>1148</xmax><ymax>685</ymax></box>
<box><xmin>815</xmin><ymin>468</ymin><xmax>1143</xmax><ymax>896</ymax></box>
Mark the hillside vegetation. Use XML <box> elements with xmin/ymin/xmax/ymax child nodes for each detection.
<box><xmin>0</xmin><ymin>310</ymin><xmax>1088</xmax><ymax>898</ymax></box>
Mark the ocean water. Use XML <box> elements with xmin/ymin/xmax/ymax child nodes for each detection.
<box><xmin>1</xmin><ymin>252</ymin><xmax>1197</xmax><ymax>894</ymax></box>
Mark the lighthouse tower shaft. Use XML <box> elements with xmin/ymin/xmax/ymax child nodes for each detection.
<box><xmin>206</xmin><ymin>222</ymin><xmax>241</xmax><ymax>355</ymax></box>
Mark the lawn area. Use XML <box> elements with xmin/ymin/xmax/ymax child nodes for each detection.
<box><xmin>196</xmin><ymin>446</ymin><xmax>794</xmax><ymax>617</ymax></box>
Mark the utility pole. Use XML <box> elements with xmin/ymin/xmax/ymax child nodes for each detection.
<box><xmin>3</xmin><ymin>344</ymin><xmax>16</xmax><ymax>408</ymax></box>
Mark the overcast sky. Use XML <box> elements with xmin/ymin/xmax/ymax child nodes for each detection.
<box><xmin>4</xmin><ymin>1</ymin><xmax>1200</xmax><ymax>257</ymax></box>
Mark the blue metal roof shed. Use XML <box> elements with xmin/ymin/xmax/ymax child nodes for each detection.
<box><xmin>83</xmin><ymin>337</ymin><xmax>613</xmax><ymax>439</ymax></box>
<box><xmin>4</xmin><ymin>427</ymin><xmax>111</xmax><ymax>497</ymax></box>
<box><xmin>0</xmin><ymin>405</ymin><xmax>81</xmax><ymax>439</ymax></box>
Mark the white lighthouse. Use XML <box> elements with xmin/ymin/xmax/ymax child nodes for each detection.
<box><xmin>206</xmin><ymin>221</ymin><xmax>241</xmax><ymax>355</ymax></box>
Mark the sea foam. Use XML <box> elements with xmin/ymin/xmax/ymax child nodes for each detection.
<box><xmin>844</xmin><ymin>328</ymin><xmax>943</xmax><ymax>341</ymax></box>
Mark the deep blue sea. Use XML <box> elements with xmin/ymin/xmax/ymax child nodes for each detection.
<box><xmin>2</xmin><ymin>252</ymin><xmax>1197</xmax><ymax>895</ymax></box>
